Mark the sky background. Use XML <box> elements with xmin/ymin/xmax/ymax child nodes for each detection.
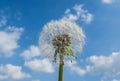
<box><xmin>0</xmin><ymin>0</ymin><xmax>120</xmax><ymax>81</ymax></box>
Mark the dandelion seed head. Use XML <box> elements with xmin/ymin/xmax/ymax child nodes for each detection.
<box><xmin>39</xmin><ymin>19</ymin><xmax>85</xmax><ymax>60</ymax></box>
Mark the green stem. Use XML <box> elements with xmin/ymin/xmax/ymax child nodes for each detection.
<box><xmin>58</xmin><ymin>54</ymin><xmax>64</xmax><ymax>81</ymax></box>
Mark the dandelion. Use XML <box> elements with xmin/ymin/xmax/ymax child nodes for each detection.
<box><xmin>39</xmin><ymin>19</ymin><xmax>85</xmax><ymax>81</ymax></box>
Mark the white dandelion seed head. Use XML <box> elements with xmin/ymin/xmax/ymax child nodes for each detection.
<box><xmin>39</xmin><ymin>19</ymin><xmax>85</xmax><ymax>60</ymax></box>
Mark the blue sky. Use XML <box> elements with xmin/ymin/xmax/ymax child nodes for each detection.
<box><xmin>0</xmin><ymin>0</ymin><xmax>120</xmax><ymax>81</ymax></box>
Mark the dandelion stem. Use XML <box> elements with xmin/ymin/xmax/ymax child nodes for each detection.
<box><xmin>58</xmin><ymin>53</ymin><xmax>64</xmax><ymax>81</ymax></box>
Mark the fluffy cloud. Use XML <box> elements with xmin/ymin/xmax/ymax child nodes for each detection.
<box><xmin>86</xmin><ymin>52</ymin><xmax>120</xmax><ymax>80</ymax></box>
<box><xmin>102</xmin><ymin>0</ymin><xmax>113</xmax><ymax>4</ymax></box>
<box><xmin>66</xmin><ymin>61</ymin><xmax>86</xmax><ymax>76</ymax></box>
<box><xmin>112</xmin><ymin>79</ymin><xmax>120</xmax><ymax>81</ymax></box>
<box><xmin>101</xmin><ymin>0</ymin><xmax>119</xmax><ymax>4</ymax></box>
<box><xmin>0</xmin><ymin>27</ymin><xmax>24</xmax><ymax>57</ymax></box>
<box><xmin>0</xmin><ymin>64</ymin><xmax>31</xmax><ymax>80</ymax></box>
<box><xmin>21</xmin><ymin>45</ymin><xmax>54</xmax><ymax>73</ymax></box>
<box><xmin>63</xmin><ymin>4</ymin><xmax>93</xmax><ymax>23</ymax></box>
<box><xmin>24</xmin><ymin>59</ymin><xmax>54</xmax><ymax>73</ymax></box>
<box><xmin>21</xmin><ymin>45</ymin><xmax>41</xmax><ymax>60</ymax></box>
<box><xmin>32</xmin><ymin>80</ymin><xmax>40</xmax><ymax>81</ymax></box>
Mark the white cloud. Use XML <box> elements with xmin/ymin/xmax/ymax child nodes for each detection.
<box><xmin>24</xmin><ymin>59</ymin><xmax>54</xmax><ymax>73</ymax></box>
<box><xmin>81</xmin><ymin>13</ymin><xmax>93</xmax><ymax>24</ymax></box>
<box><xmin>32</xmin><ymin>80</ymin><xmax>40</xmax><ymax>81</ymax></box>
<box><xmin>113</xmin><ymin>79</ymin><xmax>120</xmax><ymax>81</ymax></box>
<box><xmin>21</xmin><ymin>45</ymin><xmax>41</xmax><ymax>60</ymax></box>
<box><xmin>63</xmin><ymin>4</ymin><xmax>93</xmax><ymax>24</ymax></box>
<box><xmin>102</xmin><ymin>0</ymin><xmax>113</xmax><ymax>4</ymax></box>
<box><xmin>66</xmin><ymin>61</ymin><xmax>86</xmax><ymax>76</ymax></box>
<box><xmin>65</xmin><ymin>9</ymin><xmax>71</xmax><ymax>14</ymax></box>
<box><xmin>0</xmin><ymin>64</ymin><xmax>31</xmax><ymax>80</ymax></box>
<box><xmin>21</xmin><ymin>45</ymin><xmax>54</xmax><ymax>73</ymax></box>
<box><xmin>102</xmin><ymin>0</ymin><xmax>120</xmax><ymax>4</ymax></box>
<box><xmin>0</xmin><ymin>27</ymin><xmax>24</xmax><ymax>57</ymax></box>
<box><xmin>86</xmin><ymin>52</ymin><xmax>120</xmax><ymax>80</ymax></box>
